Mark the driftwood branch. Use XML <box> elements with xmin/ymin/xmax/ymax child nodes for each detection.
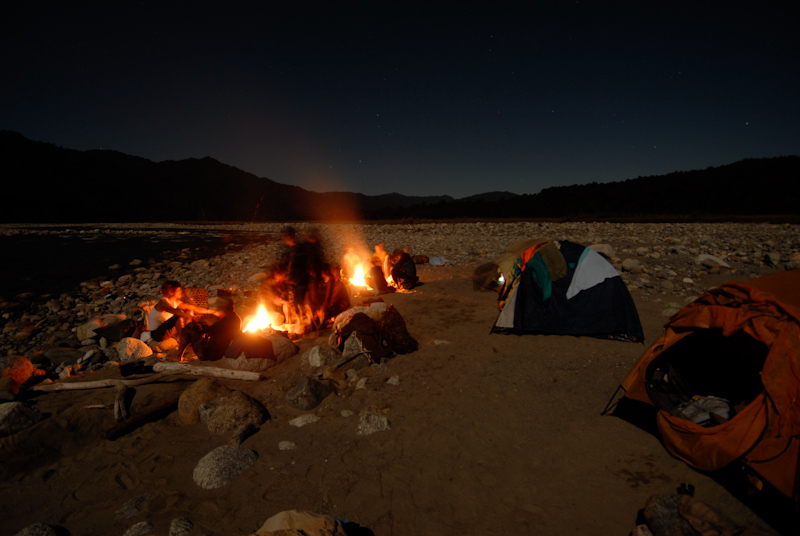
<box><xmin>32</xmin><ymin>362</ymin><xmax>261</xmax><ymax>392</ymax></box>
<box><xmin>102</xmin><ymin>395</ymin><xmax>180</xmax><ymax>441</ymax></box>
<box><xmin>31</xmin><ymin>371</ymin><xmax>184</xmax><ymax>392</ymax></box>
<box><xmin>151</xmin><ymin>362</ymin><xmax>261</xmax><ymax>381</ymax></box>
<box><xmin>114</xmin><ymin>384</ymin><xmax>133</xmax><ymax>422</ymax></box>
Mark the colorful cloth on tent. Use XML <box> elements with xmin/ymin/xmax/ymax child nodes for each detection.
<box><xmin>498</xmin><ymin>241</ymin><xmax>550</xmax><ymax>308</ymax></box>
<box><xmin>498</xmin><ymin>241</ymin><xmax>567</xmax><ymax>308</ymax></box>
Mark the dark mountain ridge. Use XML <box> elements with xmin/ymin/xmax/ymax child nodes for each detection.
<box><xmin>2</xmin><ymin>130</ymin><xmax>797</xmax><ymax>223</ymax></box>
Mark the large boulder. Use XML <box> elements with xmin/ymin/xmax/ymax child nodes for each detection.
<box><xmin>305</xmin><ymin>344</ymin><xmax>341</xmax><ymax>368</ymax></box>
<box><xmin>376</xmin><ymin>305</ymin><xmax>418</xmax><ymax>354</ymax></box>
<box><xmin>0</xmin><ymin>401</ymin><xmax>41</xmax><ymax>436</ymax></box>
<box><xmin>221</xmin><ymin>333</ymin><xmax>299</xmax><ymax>372</ymax></box>
<box><xmin>13</xmin><ymin>523</ymin><xmax>69</xmax><ymax>536</ymax></box>
<box><xmin>249</xmin><ymin>510</ymin><xmax>348</xmax><ymax>536</ymax></box>
<box><xmin>193</xmin><ymin>444</ymin><xmax>258</xmax><ymax>489</ymax></box>
<box><xmin>117</xmin><ymin>337</ymin><xmax>153</xmax><ymax>364</ymax></box>
<box><xmin>43</xmin><ymin>347</ymin><xmax>84</xmax><ymax>366</ymax></box>
<box><xmin>285</xmin><ymin>377</ymin><xmax>333</xmax><ymax>410</ymax></box>
<box><xmin>199</xmin><ymin>391</ymin><xmax>269</xmax><ymax>435</ymax></box>
<box><xmin>76</xmin><ymin>314</ymin><xmax>128</xmax><ymax>341</ymax></box>
<box><xmin>1</xmin><ymin>356</ymin><xmax>42</xmax><ymax>393</ymax></box>
<box><xmin>179</xmin><ymin>378</ymin><xmax>231</xmax><ymax>425</ymax></box>
<box><xmin>342</xmin><ymin>331</ymin><xmax>391</xmax><ymax>364</ymax></box>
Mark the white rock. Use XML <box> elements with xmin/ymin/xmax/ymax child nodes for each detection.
<box><xmin>169</xmin><ymin>517</ymin><xmax>194</xmax><ymax>536</ymax></box>
<box><xmin>117</xmin><ymin>337</ymin><xmax>153</xmax><ymax>364</ymax></box>
<box><xmin>248</xmin><ymin>272</ymin><xmax>268</xmax><ymax>283</ymax></box>
<box><xmin>289</xmin><ymin>414</ymin><xmax>319</xmax><ymax>427</ymax></box>
<box><xmin>621</xmin><ymin>258</ymin><xmax>642</xmax><ymax>273</ymax></box>
<box><xmin>694</xmin><ymin>253</ymin><xmax>730</xmax><ymax>268</ymax></box>
<box><xmin>589</xmin><ymin>244</ymin><xmax>615</xmax><ymax>258</ymax></box>
<box><xmin>356</xmin><ymin>411</ymin><xmax>391</xmax><ymax>435</ymax></box>
<box><xmin>122</xmin><ymin>520</ymin><xmax>154</xmax><ymax>536</ymax></box>
<box><xmin>193</xmin><ymin>444</ymin><xmax>258</xmax><ymax>489</ymax></box>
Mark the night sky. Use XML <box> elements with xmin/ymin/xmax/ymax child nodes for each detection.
<box><xmin>3</xmin><ymin>1</ymin><xmax>798</xmax><ymax>198</ymax></box>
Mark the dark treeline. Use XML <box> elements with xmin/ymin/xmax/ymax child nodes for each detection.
<box><xmin>371</xmin><ymin>157</ymin><xmax>800</xmax><ymax>221</ymax></box>
<box><xmin>2</xmin><ymin>130</ymin><xmax>798</xmax><ymax>223</ymax></box>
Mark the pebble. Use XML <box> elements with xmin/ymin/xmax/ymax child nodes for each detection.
<box><xmin>169</xmin><ymin>517</ymin><xmax>194</xmax><ymax>536</ymax></box>
<box><xmin>122</xmin><ymin>521</ymin><xmax>154</xmax><ymax>536</ymax></box>
<box><xmin>289</xmin><ymin>414</ymin><xmax>320</xmax><ymax>427</ymax></box>
<box><xmin>356</xmin><ymin>410</ymin><xmax>391</xmax><ymax>435</ymax></box>
<box><xmin>13</xmin><ymin>523</ymin><xmax>63</xmax><ymax>536</ymax></box>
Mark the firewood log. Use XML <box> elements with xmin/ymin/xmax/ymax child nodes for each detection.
<box><xmin>102</xmin><ymin>395</ymin><xmax>180</xmax><ymax>441</ymax></box>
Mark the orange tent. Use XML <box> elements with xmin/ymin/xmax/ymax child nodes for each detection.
<box><xmin>618</xmin><ymin>270</ymin><xmax>800</xmax><ymax>507</ymax></box>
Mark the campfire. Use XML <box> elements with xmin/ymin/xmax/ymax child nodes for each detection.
<box><xmin>349</xmin><ymin>263</ymin><xmax>373</xmax><ymax>292</ymax></box>
<box><xmin>242</xmin><ymin>302</ymin><xmax>305</xmax><ymax>336</ymax></box>
<box><xmin>242</xmin><ymin>303</ymin><xmax>280</xmax><ymax>332</ymax></box>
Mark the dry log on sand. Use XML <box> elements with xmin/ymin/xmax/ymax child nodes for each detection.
<box><xmin>30</xmin><ymin>371</ymin><xmax>182</xmax><ymax>392</ymax></box>
<box><xmin>113</xmin><ymin>383</ymin><xmax>132</xmax><ymax>422</ymax></box>
<box><xmin>102</xmin><ymin>395</ymin><xmax>181</xmax><ymax>441</ymax></box>
<box><xmin>152</xmin><ymin>362</ymin><xmax>261</xmax><ymax>380</ymax></box>
<box><xmin>31</xmin><ymin>362</ymin><xmax>260</xmax><ymax>392</ymax></box>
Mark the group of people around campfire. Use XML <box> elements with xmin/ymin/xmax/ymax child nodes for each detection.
<box><xmin>139</xmin><ymin>226</ymin><xmax>420</xmax><ymax>362</ymax></box>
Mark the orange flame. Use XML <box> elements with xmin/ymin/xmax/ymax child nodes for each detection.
<box><xmin>349</xmin><ymin>264</ymin><xmax>372</xmax><ymax>290</ymax></box>
<box><xmin>243</xmin><ymin>303</ymin><xmax>280</xmax><ymax>332</ymax></box>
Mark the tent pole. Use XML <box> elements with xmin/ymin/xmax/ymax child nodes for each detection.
<box><xmin>601</xmin><ymin>384</ymin><xmax>626</xmax><ymax>416</ymax></box>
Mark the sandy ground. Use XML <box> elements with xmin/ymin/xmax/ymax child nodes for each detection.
<box><xmin>0</xmin><ymin>264</ymin><xmax>783</xmax><ymax>536</ymax></box>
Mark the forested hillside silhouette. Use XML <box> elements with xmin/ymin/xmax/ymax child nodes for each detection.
<box><xmin>2</xmin><ymin>131</ymin><xmax>797</xmax><ymax>223</ymax></box>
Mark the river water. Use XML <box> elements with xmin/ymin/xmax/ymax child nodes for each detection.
<box><xmin>0</xmin><ymin>228</ymin><xmax>277</xmax><ymax>298</ymax></box>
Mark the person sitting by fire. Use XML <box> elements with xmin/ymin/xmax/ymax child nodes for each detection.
<box><xmin>304</xmin><ymin>227</ymin><xmax>327</xmax><ymax>323</ymax></box>
<box><xmin>168</xmin><ymin>296</ymin><xmax>241</xmax><ymax>362</ymax></box>
<box><xmin>366</xmin><ymin>256</ymin><xmax>394</xmax><ymax>295</ymax></box>
<box><xmin>141</xmin><ymin>280</ymin><xmax>222</xmax><ymax>344</ymax></box>
<box><xmin>258</xmin><ymin>265</ymin><xmax>292</xmax><ymax>325</ymax></box>
<box><xmin>390</xmin><ymin>249</ymin><xmax>419</xmax><ymax>290</ymax></box>
<box><xmin>280</xmin><ymin>226</ymin><xmax>313</xmax><ymax>328</ymax></box>
<box><xmin>317</xmin><ymin>263</ymin><xmax>351</xmax><ymax>327</ymax></box>
<box><xmin>373</xmin><ymin>242</ymin><xmax>392</xmax><ymax>280</ymax></box>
